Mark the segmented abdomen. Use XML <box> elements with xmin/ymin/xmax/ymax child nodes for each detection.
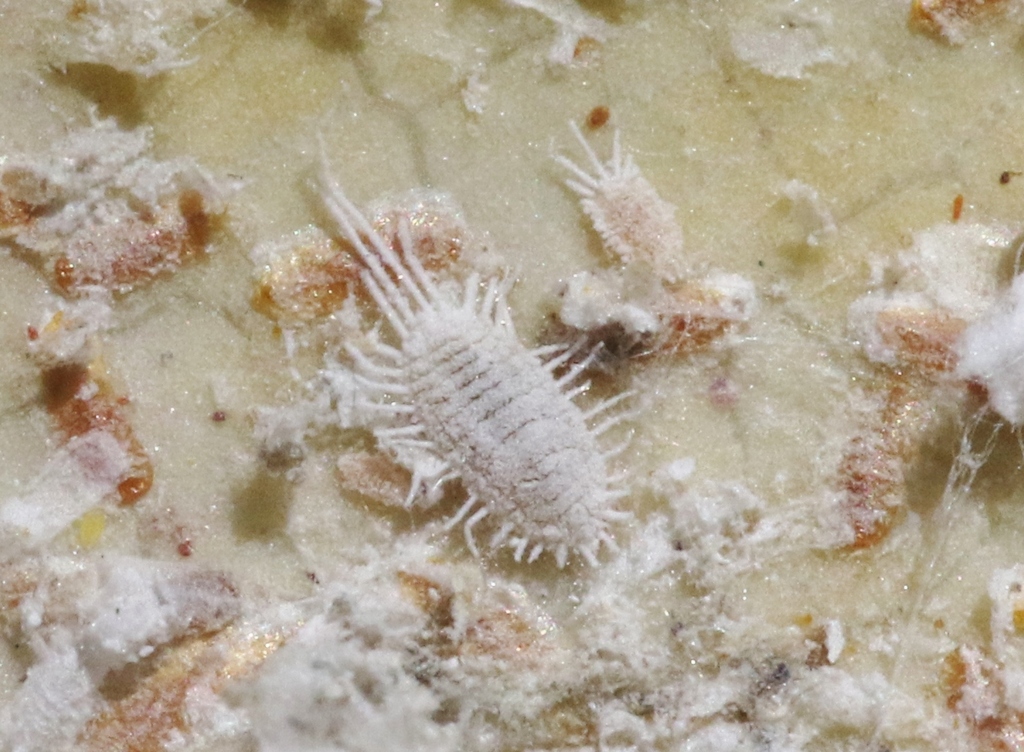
<box><xmin>406</xmin><ymin>309</ymin><xmax>609</xmax><ymax>547</ymax></box>
<box><xmin>318</xmin><ymin>164</ymin><xmax>626</xmax><ymax>566</ymax></box>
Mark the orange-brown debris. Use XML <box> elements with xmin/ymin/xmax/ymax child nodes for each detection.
<box><xmin>837</xmin><ymin>394</ymin><xmax>909</xmax><ymax>549</ymax></box>
<box><xmin>41</xmin><ymin>358</ymin><xmax>152</xmax><ymax>506</ymax></box>
<box><xmin>0</xmin><ymin>190</ymin><xmax>36</xmax><ymax>233</ymax></box>
<box><xmin>942</xmin><ymin>646</ymin><xmax>1024</xmax><ymax>751</ymax></box>
<box><xmin>546</xmin><ymin>276</ymin><xmax>752</xmax><ymax>371</ymax></box>
<box><xmin>529</xmin><ymin>698</ymin><xmax>598</xmax><ymax>749</ymax></box>
<box><xmin>370</xmin><ymin>200</ymin><xmax>467</xmax><ymax>275</ymax></box>
<box><xmin>803</xmin><ymin>624</ymin><xmax>831</xmax><ymax>669</ymax></box>
<box><xmin>837</xmin><ymin>307</ymin><xmax>966</xmax><ymax>549</ymax></box>
<box><xmin>253</xmin><ymin>231</ymin><xmax>360</xmax><ymax>324</ymax></box>
<box><xmin>336</xmin><ymin>450</ymin><xmax>414</xmax><ymax>508</ymax></box>
<box><xmin>52</xmin><ymin>190</ymin><xmax>215</xmax><ymax>297</ymax></box>
<box><xmin>952</xmin><ymin>193</ymin><xmax>965</xmax><ymax>222</ymax></box>
<box><xmin>943</xmin><ymin>646</ymin><xmax>973</xmax><ymax>711</ymax></box>
<box><xmin>255</xmin><ymin>196</ymin><xmax>470</xmax><ymax>325</ymax></box>
<box><xmin>66</xmin><ymin>0</ymin><xmax>91</xmax><ymax>19</ymax></box>
<box><xmin>910</xmin><ymin>0</ymin><xmax>1008</xmax><ymax>39</ymax></box>
<box><xmin>586</xmin><ymin>105</ymin><xmax>610</xmax><ymax>130</ymax></box>
<box><xmin>397</xmin><ymin>570</ymin><xmax>455</xmax><ymax>630</ymax></box>
<box><xmin>573</xmin><ymin>36</ymin><xmax>601</xmax><ymax>60</ymax></box>
<box><xmin>655</xmin><ymin>281</ymin><xmax>743</xmax><ymax>357</ymax></box>
<box><xmin>0</xmin><ymin>561</ymin><xmax>42</xmax><ymax>629</ymax></box>
<box><xmin>82</xmin><ymin>650</ymin><xmax>200</xmax><ymax>752</ymax></box>
<box><xmin>396</xmin><ymin>569</ymin><xmax>555</xmax><ymax>669</ymax></box>
<box><xmin>874</xmin><ymin>307</ymin><xmax>967</xmax><ymax>374</ymax></box>
<box><xmin>78</xmin><ymin>624</ymin><xmax>290</xmax><ymax>752</ymax></box>
<box><xmin>461</xmin><ymin>607</ymin><xmax>548</xmax><ymax>666</ymax></box>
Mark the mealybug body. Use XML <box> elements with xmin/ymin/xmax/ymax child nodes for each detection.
<box><xmin>320</xmin><ymin>169</ymin><xmax>631</xmax><ymax>567</ymax></box>
<box><xmin>556</xmin><ymin>121</ymin><xmax>684</xmax><ymax>281</ymax></box>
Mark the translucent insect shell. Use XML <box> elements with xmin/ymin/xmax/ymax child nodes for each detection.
<box><xmin>320</xmin><ymin>169</ymin><xmax>632</xmax><ymax>568</ymax></box>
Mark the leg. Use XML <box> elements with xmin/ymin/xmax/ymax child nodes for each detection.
<box><xmin>463</xmin><ymin>507</ymin><xmax>489</xmax><ymax>557</ymax></box>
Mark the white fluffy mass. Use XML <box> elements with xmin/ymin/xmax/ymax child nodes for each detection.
<box><xmin>49</xmin><ymin>0</ymin><xmax>228</xmax><ymax>76</ymax></box>
<box><xmin>74</xmin><ymin>557</ymin><xmax>240</xmax><ymax>677</ymax></box>
<box><xmin>958</xmin><ymin>275</ymin><xmax>1024</xmax><ymax>425</ymax></box>
<box><xmin>730</xmin><ymin>5</ymin><xmax>838</xmax><ymax>79</ymax></box>
<box><xmin>779</xmin><ymin>179</ymin><xmax>837</xmax><ymax>247</ymax></box>
<box><xmin>850</xmin><ymin>220</ymin><xmax>1016</xmax><ymax>366</ymax></box>
<box><xmin>0</xmin><ymin>431</ymin><xmax>130</xmax><ymax>550</ymax></box>
<box><xmin>0</xmin><ymin>634</ymin><xmax>99</xmax><ymax>752</ymax></box>
<box><xmin>898</xmin><ymin>222</ymin><xmax>1015</xmax><ymax>321</ymax></box>
<box><xmin>558</xmin><ymin>269</ymin><xmax>662</xmax><ymax>336</ymax></box>
<box><xmin>0</xmin><ymin>554</ymin><xmax>241</xmax><ymax>751</ymax></box>
<box><xmin>503</xmin><ymin>0</ymin><xmax>609</xmax><ymax>66</ymax></box>
<box><xmin>235</xmin><ymin>580</ymin><xmax>457</xmax><ymax>752</ymax></box>
<box><xmin>0</xmin><ymin>115</ymin><xmax>230</xmax><ymax>260</ymax></box>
